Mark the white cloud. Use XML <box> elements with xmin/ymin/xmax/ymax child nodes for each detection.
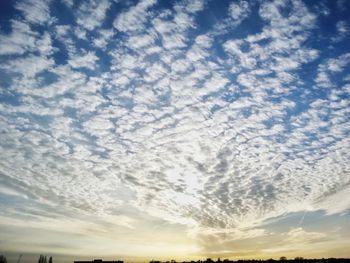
<box><xmin>1</xmin><ymin>0</ymin><xmax>350</xmax><ymax>257</ymax></box>
<box><xmin>93</xmin><ymin>29</ymin><xmax>115</xmax><ymax>49</ymax></box>
<box><xmin>185</xmin><ymin>0</ymin><xmax>205</xmax><ymax>13</ymax></box>
<box><xmin>0</xmin><ymin>20</ymin><xmax>38</xmax><ymax>55</ymax></box>
<box><xmin>332</xmin><ymin>20</ymin><xmax>349</xmax><ymax>42</ymax></box>
<box><xmin>285</xmin><ymin>227</ymin><xmax>327</xmax><ymax>243</ymax></box>
<box><xmin>15</xmin><ymin>0</ymin><xmax>52</xmax><ymax>25</ymax></box>
<box><xmin>229</xmin><ymin>0</ymin><xmax>250</xmax><ymax>21</ymax></box>
<box><xmin>83</xmin><ymin>116</ymin><xmax>115</xmax><ymax>137</ymax></box>
<box><xmin>1</xmin><ymin>55</ymin><xmax>54</xmax><ymax>78</ymax></box>
<box><xmin>128</xmin><ymin>33</ymin><xmax>156</xmax><ymax>49</ymax></box>
<box><xmin>315</xmin><ymin>184</ymin><xmax>350</xmax><ymax>215</ymax></box>
<box><xmin>316</xmin><ymin>53</ymin><xmax>350</xmax><ymax>88</ymax></box>
<box><xmin>113</xmin><ymin>0</ymin><xmax>157</xmax><ymax>33</ymax></box>
<box><xmin>68</xmin><ymin>52</ymin><xmax>99</xmax><ymax>70</ymax></box>
<box><xmin>76</xmin><ymin>0</ymin><xmax>111</xmax><ymax>31</ymax></box>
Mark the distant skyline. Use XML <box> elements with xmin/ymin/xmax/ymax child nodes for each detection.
<box><xmin>0</xmin><ymin>0</ymin><xmax>350</xmax><ymax>262</ymax></box>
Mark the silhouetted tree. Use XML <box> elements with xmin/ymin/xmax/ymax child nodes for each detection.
<box><xmin>49</xmin><ymin>256</ymin><xmax>53</xmax><ymax>263</ymax></box>
<box><xmin>38</xmin><ymin>255</ymin><xmax>47</xmax><ymax>263</ymax></box>
<box><xmin>0</xmin><ymin>255</ymin><xmax>7</xmax><ymax>263</ymax></box>
<box><xmin>280</xmin><ymin>257</ymin><xmax>287</xmax><ymax>261</ymax></box>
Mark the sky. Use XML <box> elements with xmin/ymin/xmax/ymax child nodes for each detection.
<box><xmin>0</xmin><ymin>0</ymin><xmax>350</xmax><ymax>262</ymax></box>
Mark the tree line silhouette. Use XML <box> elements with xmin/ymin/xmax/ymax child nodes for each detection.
<box><xmin>38</xmin><ymin>255</ymin><xmax>53</xmax><ymax>263</ymax></box>
<box><xmin>1</xmin><ymin>256</ymin><xmax>350</xmax><ymax>263</ymax></box>
<box><xmin>150</xmin><ymin>258</ymin><xmax>350</xmax><ymax>263</ymax></box>
<box><xmin>0</xmin><ymin>254</ymin><xmax>53</xmax><ymax>263</ymax></box>
<box><xmin>0</xmin><ymin>255</ymin><xmax>7</xmax><ymax>263</ymax></box>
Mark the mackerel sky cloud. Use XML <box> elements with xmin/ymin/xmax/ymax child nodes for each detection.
<box><xmin>0</xmin><ymin>0</ymin><xmax>350</xmax><ymax>261</ymax></box>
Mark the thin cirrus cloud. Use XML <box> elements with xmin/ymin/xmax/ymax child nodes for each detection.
<box><xmin>0</xmin><ymin>0</ymin><xmax>350</xmax><ymax>261</ymax></box>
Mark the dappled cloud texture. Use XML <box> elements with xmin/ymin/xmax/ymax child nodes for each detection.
<box><xmin>0</xmin><ymin>0</ymin><xmax>350</xmax><ymax>259</ymax></box>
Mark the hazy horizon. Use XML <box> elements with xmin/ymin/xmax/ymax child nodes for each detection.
<box><xmin>2</xmin><ymin>253</ymin><xmax>350</xmax><ymax>263</ymax></box>
<box><xmin>0</xmin><ymin>0</ymin><xmax>350</xmax><ymax>262</ymax></box>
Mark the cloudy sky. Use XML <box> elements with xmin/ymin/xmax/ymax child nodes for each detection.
<box><xmin>0</xmin><ymin>0</ymin><xmax>350</xmax><ymax>262</ymax></box>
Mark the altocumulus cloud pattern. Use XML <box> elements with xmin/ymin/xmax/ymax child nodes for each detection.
<box><xmin>0</xmin><ymin>0</ymin><xmax>350</xmax><ymax>258</ymax></box>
